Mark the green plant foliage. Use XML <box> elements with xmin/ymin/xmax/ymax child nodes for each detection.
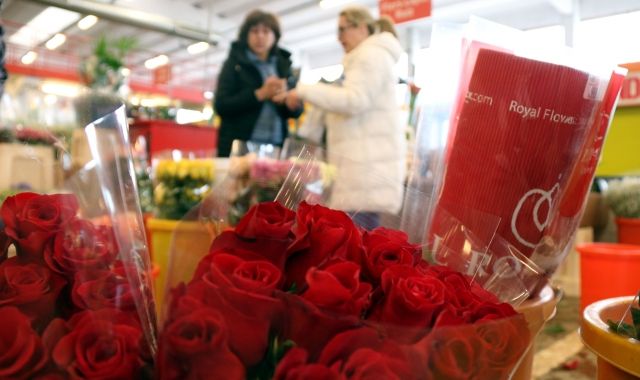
<box><xmin>607</xmin><ymin>292</ymin><xmax>640</xmax><ymax>340</ymax></box>
<box><xmin>80</xmin><ymin>36</ymin><xmax>137</xmax><ymax>91</ymax></box>
<box><xmin>604</xmin><ymin>177</ymin><xmax>640</xmax><ymax>219</ymax></box>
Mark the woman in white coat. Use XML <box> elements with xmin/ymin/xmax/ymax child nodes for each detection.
<box><xmin>283</xmin><ymin>6</ymin><xmax>406</xmax><ymax>229</ymax></box>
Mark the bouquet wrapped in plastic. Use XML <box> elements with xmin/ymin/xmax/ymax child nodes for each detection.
<box><xmin>405</xmin><ymin>18</ymin><xmax>627</xmax><ymax>300</ymax></box>
<box><xmin>0</xmin><ymin>105</ymin><xmax>157</xmax><ymax>379</ymax></box>
<box><xmin>156</xmin><ymin>147</ymin><xmax>538</xmax><ymax>380</ymax></box>
<box><xmin>153</xmin><ymin>156</ymin><xmax>216</xmax><ymax>220</ymax></box>
<box><xmin>224</xmin><ymin>141</ymin><xmax>333</xmax><ymax>226</ymax></box>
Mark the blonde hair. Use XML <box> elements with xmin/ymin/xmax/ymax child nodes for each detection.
<box><xmin>340</xmin><ymin>6</ymin><xmax>397</xmax><ymax>37</ymax></box>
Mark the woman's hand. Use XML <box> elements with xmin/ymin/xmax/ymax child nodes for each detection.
<box><xmin>284</xmin><ymin>89</ymin><xmax>302</xmax><ymax>110</ymax></box>
<box><xmin>255</xmin><ymin>76</ymin><xmax>286</xmax><ymax>101</ymax></box>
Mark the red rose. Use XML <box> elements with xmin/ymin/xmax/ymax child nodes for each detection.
<box><xmin>0</xmin><ymin>227</ymin><xmax>9</xmax><ymax>264</ymax></box>
<box><xmin>274</xmin><ymin>347</ymin><xmax>341</xmax><ymax>380</ymax></box>
<box><xmin>158</xmin><ymin>303</ymin><xmax>245</xmax><ymax>380</ymax></box>
<box><xmin>475</xmin><ymin>316</ymin><xmax>530</xmax><ymax>376</ymax></box>
<box><xmin>198</xmin><ymin>252</ymin><xmax>282</xmax><ymax>293</ymax></box>
<box><xmin>207</xmin><ymin>231</ymin><xmax>292</xmax><ymax>270</ymax></box>
<box><xmin>44</xmin><ymin>308</ymin><xmax>144</xmax><ymax>380</ymax></box>
<box><xmin>318</xmin><ymin>328</ymin><xmax>417</xmax><ymax>380</ymax></box>
<box><xmin>187</xmin><ymin>253</ymin><xmax>283</xmax><ymax>366</ymax></box>
<box><xmin>1</xmin><ymin>192</ymin><xmax>78</xmax><ymax>260</ymax></box>
<box><xmin>72</xmin><ymin>269</ymin><xmax>137</xmax><ymax>311</ymax></box>
<box><xmin>44</xmin><ymin>219</ymin><xmax>117</xmax><ymax>276</ymax></box>
<box><xmin>302</xmin><ymin>261</ymin><xmax>372</xmax><ymax>316</ymax></box>
<box><xmin>419</xmin><ymin>326</ymin><xmax>483</xmax><ymax>380</ymax></box>
<box><xmin>423</xmin><ymin>265</ymin><xmax>501</xmax><ymax>319</ymax></box>
<box><xmin>286</xmin><ymin>202</ymin><xmax>364</xmax><ymax>288</ymax></box>
<box><xmin>277</xmin><ymin>292</ymin><xmax>361</xmax><ymax>360</ymax></box>
<box><xmin>194</xmin><ymin>247</ymin><xmax>285</xmax><ymax>285</ymax></box>
<box><xmin>465</xmin><ymin>301</ymin><xmax>518</xmax><ymax>323</ymax></box>
<box><xmin>362</xmin><ymin>227</ymin><xmax>421</xmax><ymax>282</ymax></box>
<box><xmin>0</xmin><ymin>306</ymin><xmax>48</xmax><ymax>379</ymax></box>
<box><xmin>0</xmin><ymin>257</ymin><xmax>66</xmax><ymax>329</ymax></box>
<box><xmin>432</xmin><ymin>305</ymin><xmax>468</xmax><ymax>328</ymax></box>
<box><xmin>236</xmin><ymin>201</ymin><xmax>296</xmax><ymax>240</ymax></box>
<box><xmin>371</xmin><ymin>265</ymin><xmax>451</xmax><ymax>341</ymax></box>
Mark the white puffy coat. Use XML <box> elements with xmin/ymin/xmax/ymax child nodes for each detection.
<box><xmin>297</xmin><ymin>32</ymin><xmax>406</xmax><ymax>214</ymax></box>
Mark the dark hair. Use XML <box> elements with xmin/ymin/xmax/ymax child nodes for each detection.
<box><xmin>237</xmin><ymin>10</ymin><xmax>281</xmax><ymax>47</ymax></box>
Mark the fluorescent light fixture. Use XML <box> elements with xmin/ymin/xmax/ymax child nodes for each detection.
<box><xmin>41</xmin><ymin>82</ymin><xmax>80</xmax><ymax>97</ymax></box>
<box><xmin>77</xmin><ymin>15</ymin><xmax>98</xmax><ymax>30</ymax></box>
<box><xmin>318</xmin><ymin>0</ymin><xmax>354</xmax><ymax>9</ymax></box>
<box><xmin>9</xmin><ymin>7</ymin><xmax>80</xmax><ymax>47</ymax></box>
<box><xmin>187</xmin><ymin>41</ymin><xmax>210</xmax><ymax>55</ymax></box>
<box><xmin>203</xmin><ymin>91</ymin><xmax>213</xmax><ymax>100</ymax></box>
<box><xmin>21</xmin><ymin>51</ymin><xmax>38</xmax><ymax>65</ymax></box>
<box><xmin>45</xmin><ymin>33</ymin><xmax>67</xmax><ymax>50</ymax></box>
<box><xmin>144</xmin><ymin>54</ymin><xmax>169</xmax><ymax>69</ymax></box>
<box><xmin>121</xmin><ymin>67</ymin><xmax>131</xmax><ymax>76</ymax></box>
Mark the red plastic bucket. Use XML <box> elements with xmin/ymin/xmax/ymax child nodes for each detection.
<box><xmin>577</xmin><ymin>243</ymin><xmax>640</xmax><ymax>312</ymax></box>
<box><xmin>616</xmin><ymin>217</ymin><xmax>640</xmax><ymax>245</ymax></box>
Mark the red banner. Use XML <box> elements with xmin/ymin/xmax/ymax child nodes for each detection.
<box><xmin>379</xmin><ymin>0</ymin><xmax>431</xmax><ymax>24</ymax></box>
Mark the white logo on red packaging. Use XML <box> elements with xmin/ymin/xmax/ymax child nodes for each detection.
<box><xmin>511</xmin><ymin>183</ymin><xmax>560</xmax><ymax>248</ymax></box>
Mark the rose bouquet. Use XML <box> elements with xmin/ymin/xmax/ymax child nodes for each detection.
<box><xmin>0</xmin><ymin>105</ymin><xmax>157</xmax><ymax>379</ymax></box>
<box><xmin>404</xmin><ymin>18</ymin><xmax>627</xmax><ymax>300</ymax></box>
<box><xmin>225</xmin><ymin>155</ymin><xmax>333</xmax><ymax>226</ymax></box>
<box><xmin>153</xmin><ymin>158</ymin><xmax>215</xmax><ymax>220</ymax></box>
<box><xmin>157</xmin><ymin>201</ymin><xmax>531</xmax><ymax>379</ymax></box>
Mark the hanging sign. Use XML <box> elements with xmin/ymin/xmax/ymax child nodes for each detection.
<box><xmin>153</xmin><ymin>64</ymin><xmax>172</xmax><ymax>85</ymax></box>
<box><xmin>379</xmin><ymin>0</ymin><xmax>431</xmax><ymax>24</ymax></box>
<box><xmin>619</xmin><ymin>72</ymin><xmax>640</xmax><ymax>107</ymax></box>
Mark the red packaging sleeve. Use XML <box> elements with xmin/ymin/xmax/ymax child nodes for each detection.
<box><xmin>429</xmin><ymin>46</ymin><xmax>604</xmax><ymax>258</ymax></box>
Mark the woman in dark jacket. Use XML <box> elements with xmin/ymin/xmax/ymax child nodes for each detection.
<box><xmin>214</xmin><ymin>10</ymin><xmax>302</xmax><ymax>157</ymax></box>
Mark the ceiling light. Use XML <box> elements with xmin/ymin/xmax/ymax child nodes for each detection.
<box><xmin>318</xmin><ymin>0</ymin><xmax>355</xmax><ymax>9</ymax></box>
<box><xmin>78</xmin><ymin>15</ymin><xmax>98</xmax><ymax>30</ymax></box>
<box><xmin>121</xmin><ymin>67</ymin><xmax>131</xmax><ymax>76</ymax></box>
<box><xmin>41</xmin><ymin>82</ymin><xmax>80</xmax><ymax>97</ymax></box>
<box><xmin>45</xmin><ymin>33</ymin><xmax>67</xmax><ymax>50</ymax></box>
<box><xmin>21</xmin><ymin>51</ymin><xmax>38</xmax><ymax>65</ymax></box>
<box><xmin>144</xmin><ymin>55</ymin><xmax>169</xmax><ymax>70</ymax></box>
<box><xmin>187</xmin><ymin>41</ymin><xmax>210</xmax><ymax>55</ymax></box>
<box><xmin>203</xmin><ymin>91</ymin><xmax>213</xmax><ymax>100</ymax></box>
<box><xmin>9</xmin><ymin>7</ymin><xmax>80</xmax><ymax>47</ymax></box>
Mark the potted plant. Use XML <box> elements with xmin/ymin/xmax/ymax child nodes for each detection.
<box><xmin>581</xmin><ymin>294</ymin><xmax>640</xmax><ymax>379</ymax></box>
<box><xmin>75</xmin><ymin>36</ymin><xmax>136</xmax><ymax>128</ymax></box>
<box><xmin>603</xmin><ymin>177</ymin><xmax>640</xmax><ymax>244</ymax></box>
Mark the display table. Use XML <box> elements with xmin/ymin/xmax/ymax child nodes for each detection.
<box><xmin>0</xmin><ymin>143</ymin><xmax>55</xmax><ymax>190</ymax></box>
<box><xmin>129</xmin><ymin>120</ymin><xmax>218</xmax><ymax>160</ymax></box>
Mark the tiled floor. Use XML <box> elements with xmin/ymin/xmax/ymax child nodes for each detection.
<box><xmin>533</xmin><ymin>295</ymin><xmax>597</xmax><ymax>379</ymax></box>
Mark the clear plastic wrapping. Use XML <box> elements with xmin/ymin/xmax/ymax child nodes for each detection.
<box><xmin>0</xmin><ymin>105</ymin><xmax>157</xmax><ymax>378</ymax></box>
<box><xmin>404</xmin><ymin>17</ymin><xmax>627</xmax><ymax>299</ymax></box>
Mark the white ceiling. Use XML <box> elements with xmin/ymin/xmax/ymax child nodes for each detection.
<box><xmin>2</xmin><ymin>0</ymin><xmax>640</xmax><ymax>97</ymax></box>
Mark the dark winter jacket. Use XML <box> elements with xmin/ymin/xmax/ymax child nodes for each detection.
<box><xmin>0</xmin><ymin>25</ymin><xmax>7</xmax><ymax>96</ymax></box>
<box><xmin>214</xmin><ymin>42</ymin><xmax>302</xmax><ymax>157</ymax></box>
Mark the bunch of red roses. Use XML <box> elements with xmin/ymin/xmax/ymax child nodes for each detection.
<box><xmin>0</xmin><ymin>192</ymin><xmax>153</xmax><ymax>379</ymax></box>
<box><xmin>158</xmin><ymin>201</ymin><xmax>531</xmax><ymax>380</ymax></box>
